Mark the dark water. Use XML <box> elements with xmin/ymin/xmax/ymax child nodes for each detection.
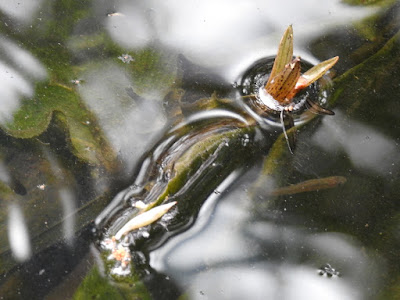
<box><xmin>1</xmin><ymin>1</ymin><xmax>400</xmax><ymax>299</ymax></box>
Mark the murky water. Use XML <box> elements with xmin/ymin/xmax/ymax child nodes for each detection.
<box><xmin>1</xmin><ymin>1</ymin><xmax>400</xmax><ymax>299</ymax></box>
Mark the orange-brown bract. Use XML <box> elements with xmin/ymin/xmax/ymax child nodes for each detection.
<box><xmin>265</xmin><ymin>25</ymin><xmax>339</xmax><ymax>104</ymax></box>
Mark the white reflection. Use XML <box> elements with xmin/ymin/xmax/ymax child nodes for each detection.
<box><xmin>7</xmin><ymin>203</ymin><xmax>31</xmax><ymax>262</ymax></box>
<box><xmin>312</xmin><ymin>110</ymin><xmax>400</xmax><ymax>176</ymax></box>
<box><xmin>0</xmin><ymin>37</ymin><xmax>47</xmax><ymax>124</ymax></box>
<box><xmin>59</xmin><ymin>189</ymin><xmax>76</xmax><ymax>246</ymax></box>
<box><xmin>150</xmin><ymin>177</ymin><xmax>255</xmax><ymax>272</ymax></box>
<box><xmin>106</xmin><ymin>3</ymin><xmax>153</xmax><ymax>49</ymax></box>
<box><xmin>40</xmin><ymin>148</ymin><xmax>78</xmax><ymax>245</ymax></box>
<box><xmin>150</xmin><ymin>184</ymin><xmax>380</xmax><ymax>299</ymax></box>
<box><xmin>0</xmin><ymin>160</ymin><xmax>11</xmax><ymax>184</ymax></box>
<box><xmin>0</xmin><ymin>61</ymin><xmax>32</xmax><ymax>124</ymax></box>
<box><xmin>171</xmin><ymin>109</ymin><xmax>249</xmax><ymax>131</ymax></box>
<box><xmin>0</xmin><ymin>0</ymin><xmax>43</xmax><ymax>23</ymax></box>
<box><xmin>0</xmin><ymin>39</ymin><xmax>47</xmax><ymax>80</ymax></box>
<box><xmin>187</xmin><ymin>264</ymin><xmax>359</xmax><ymax>300</ymax></box>
<box><xmin>105</xmin><ymin>0</ymin><xmax>372</xmax><ymax>81</ymax></box>
<box><xmin>78</xmin><ymin>63</ymin><xmax>166</xmax><ymax>173</ymax></box>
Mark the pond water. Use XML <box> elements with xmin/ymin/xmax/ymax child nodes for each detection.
<box><xmin>1</xmin><ymin>1</ymin><xmax>400</xmax><ymax>299</ymax></box>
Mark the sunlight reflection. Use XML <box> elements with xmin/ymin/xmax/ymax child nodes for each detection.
<box><xmin>150</xmin><ymin>186</ymin><xmax>380</xmax><ymax>299</ymax></box>
<box><xmin>0</xmin><ymin>39</ymin><xmax>47</xmax><ymax>80</ymax></box>
<box><xmin>59</xmin><ymin>189</ymin><xmax>76</xmax><ymax>246</ymax></box>
<box><xmin>103</xmin><ymin>0</ymin><xmax>372</xmax><ymax>81</ymax></box>
<box><xmin>312</xmin><ymin>110</ymin><xmax>400</xmax><ymax>176</ymax></box>
<box><xmin>187</xmin><ymin>264</ymin><xmax>360</xmax><ymax>300</ymax></box>
<box><xmin>78</xmin><ymin>63</ymin><xmax>166</xmax><ymax>173</ymax></box>
<box><xmin>0</xmin><ymin>160</ymin><xmax>11</xmax><ymax>184</ymax></box>
<box><xmin>0</xmin><ymin>61</ymin><xmax>32</xmax><ymax>124</ymax></box>
<box><xmin>105</xmin><ymin>3</ymin><xmax>153</xmax><ymax>49</ymax></box>
<box><xmin>0</xmin><ymin>0</ymin><xmax>44</xmax><ymax>23</ymax></box>
<box><xmin>7</xmin><ymin>203</ymin><xmax>31</xmax><ymax>262</ymax></box>
<box><xmin>0</xmin><ymin>38</ymin><xmax>47</xmax><ymax>124</ymax></box>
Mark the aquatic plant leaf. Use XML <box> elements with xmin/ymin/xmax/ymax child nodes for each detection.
<box><xmin>266</xmin><ymin>57</ymin><xmax>301</xmax><ymax>102</ymax></box>
<box><xmin>266</xmin><ymin>25</ymin><xmax>294</xmax><ymax>88</ymax></box>
<box><xmin>99</xmin><ymin>114</ymin><xmax>260</xmax><ymax>245</ymax></box>
<box><xmin>0</xmin><ymin>3</ymin><xmax>178</xmax><ymax>171</ymax></box>
<box><xmin>330</xmin><ymin>29</ymin><xmax>400</xmax><ymax>127</ymax></box>
<box><xmin>2</xmin><ymin>83</ymin><xmax>117</xmax><ymax>170</ymax></box>
<box><xmin>305</xmin><ymin>99</ymin><xmax>335</xmax><ymax>115</ymax></box>
<box><xmin>264</xmin><ymin>26</ymin><xmax>338</xmax><ymax>103</ymax></box>
<box><xmin>262</xmin><ymin>128</ymin><xmax>296</xmax><ymax>176</ymax></box>
<box><xmin>270</xmin><ymin>176</ymin><xmax>347</xmax><ymax>196</ymax></box>
<box><xmin>73</xmin><ymin>266</ymin><xmax>151</xmax><ymax>300</ymax></box>
<box><xmin>0</xmin><ymin>139</ymin><xmax>115</xmax><ymax>275</ymax></box>
<box><xmin>67</xmin><ymin>32</ymin><xmax>180</xmax><ymax>100</ymax></box>
<box><xmin>146</xmin><ymin>125</ymin><xmax>256</xmax><ymax>211</ymax></box>
<box><xmin>250</xmin><ymin>126</ymin><xmax>296</xmax><ymax>202</ymax></box>
<box><xmin>122</xmin><ymin>49</ymin><xmax>180</xmax><ymax>99</ymax></box>
<box><xmin>289</xmin><ymin>56</ymin><xmax>339</xmax><ymax>97</ymax></box>
<box><xmin>256</xmin><ymin>19</ymin><xmax>400</xmax><ymax>201</ymax></box>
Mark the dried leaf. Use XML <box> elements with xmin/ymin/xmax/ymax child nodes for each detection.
<box><xmin>288</xmin><ymin>56</ymin><xmax>339</xmax><ymax>98</ymax></box>
<box><xmin>114</xmin><ymin>202</ymin><xmax>177</xmax><ymax>240</ymax></box>
<box><xmin>266</xmin><ymin>25</ymin><xmax>294</xmax><ymax>88</ymax></box>
<box><xmin>266</xmin><ymin>57</ymin><xmax>301</xmax><ymax>102</ymax></box>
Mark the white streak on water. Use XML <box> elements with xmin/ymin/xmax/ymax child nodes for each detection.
<box><xmin>59</xmin><ymin>189</ymin><xmax>76</xmax><ymax>246</ymax></box>
<box><xmin>312</xmin><ymin>110</ymin><xmax>400</xmax><ymax>176</ymax></box>
<box><xmin>7</xmin><ymin>203</ymin><xmax>31</xmax><ymax>262</ymax></box>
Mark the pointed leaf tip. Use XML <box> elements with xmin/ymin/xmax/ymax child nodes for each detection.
<box><xmin>266</xmin><ymin>26</ymin><xmax>294</xmax><ymax>88</ymax></box>
<box><xmin>297</xmin><ymin>56</ymin><xmax>339</xmax><ymax>88</ymax></box>
<box><xmin>114</xmin><ymin>201</ymin><xmax>177</xmax><ymax>240</ymax></box>
<box><xmin>286</xmin><ymin>56</ymin><xmax>339</xmax><ymax>99</ymax></box>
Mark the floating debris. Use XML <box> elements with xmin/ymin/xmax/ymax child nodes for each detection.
<box><xmin>107</xmin><ymin>12</ymin><xmax>125</xmax><ymax>17</ymax></box>
<box><xmin>70</xmin><ymin>79</ymin><xmax>83</xmax><ymax>86</ymax></box>
<box><xmin>133</xmin><ymin>200</ymin><xmax>147</xmax><ymax>209</ymax></box>
<box><xmin>100</xmin><ymin>202</ymin><xmax>176</xmax><ymax>275</ymax></box>
<box><xmin>114</xmin><ymin>201</ymin><xmax>177</xmax><ymax>240</ymax></box>
<box><xmin>37</xmin><ymin>184</ymin><xmax>46</xmax><ymax>190</ymax></box>
<box><xmin>318</xmin><ymin>263</ymin><xmax>341</xmax><ymax>278</ymax></box>
<box><xmin>102</xmin><ymin>237</ymin><xmax>132</xmax><ymax>275</ymax></box>
<box><xmin>118</xmin><ymin>54</ymin><xmax>134</xmax><ymax>64</ymax></box>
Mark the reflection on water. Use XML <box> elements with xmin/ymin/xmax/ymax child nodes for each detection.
<box><xmin>7</xmin><ymin>203</ymin><xmax>31</xmax><ymax>262</ymax></box>
<box><xmin>78</xmin><ymin>62</ymin><xmax>167</xmax><ymax>173</ymax></box>
<box><xmin>59</xmin><ymin>189</ymin><xmax>77</xmax><ymax>246</ymax></box>
<box><xmin>0</xmin><ymin>0</ymin><xmax>399</xmax><ymax>299</ymax></box>
<box><xmin>105</xmin><ymin>0</ymin><xmax>371</xmax><ymax>80</ymax></box>
<box><xmin>0</xmin><ymin>0</ymin><xmax>44</xmax><ymax>23</ymax></box>
<box><xmin>150</xmin><ymin>176</ymin><xmax>380</xmax><ymax>300</ymax></box>
<box><xmin>312</xmin><ymin>110</ymin><xmax>400</xmax><ymax>176</ymax></box>
<box><xmin>0</xmin><ymin>37</ymin><xmax>47</xmax><ymax>124</ymax></box>
<box><xmin>185</xmin><ymin>264</ymin><xmax>358</xmax><ymax>300</ymax></box>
